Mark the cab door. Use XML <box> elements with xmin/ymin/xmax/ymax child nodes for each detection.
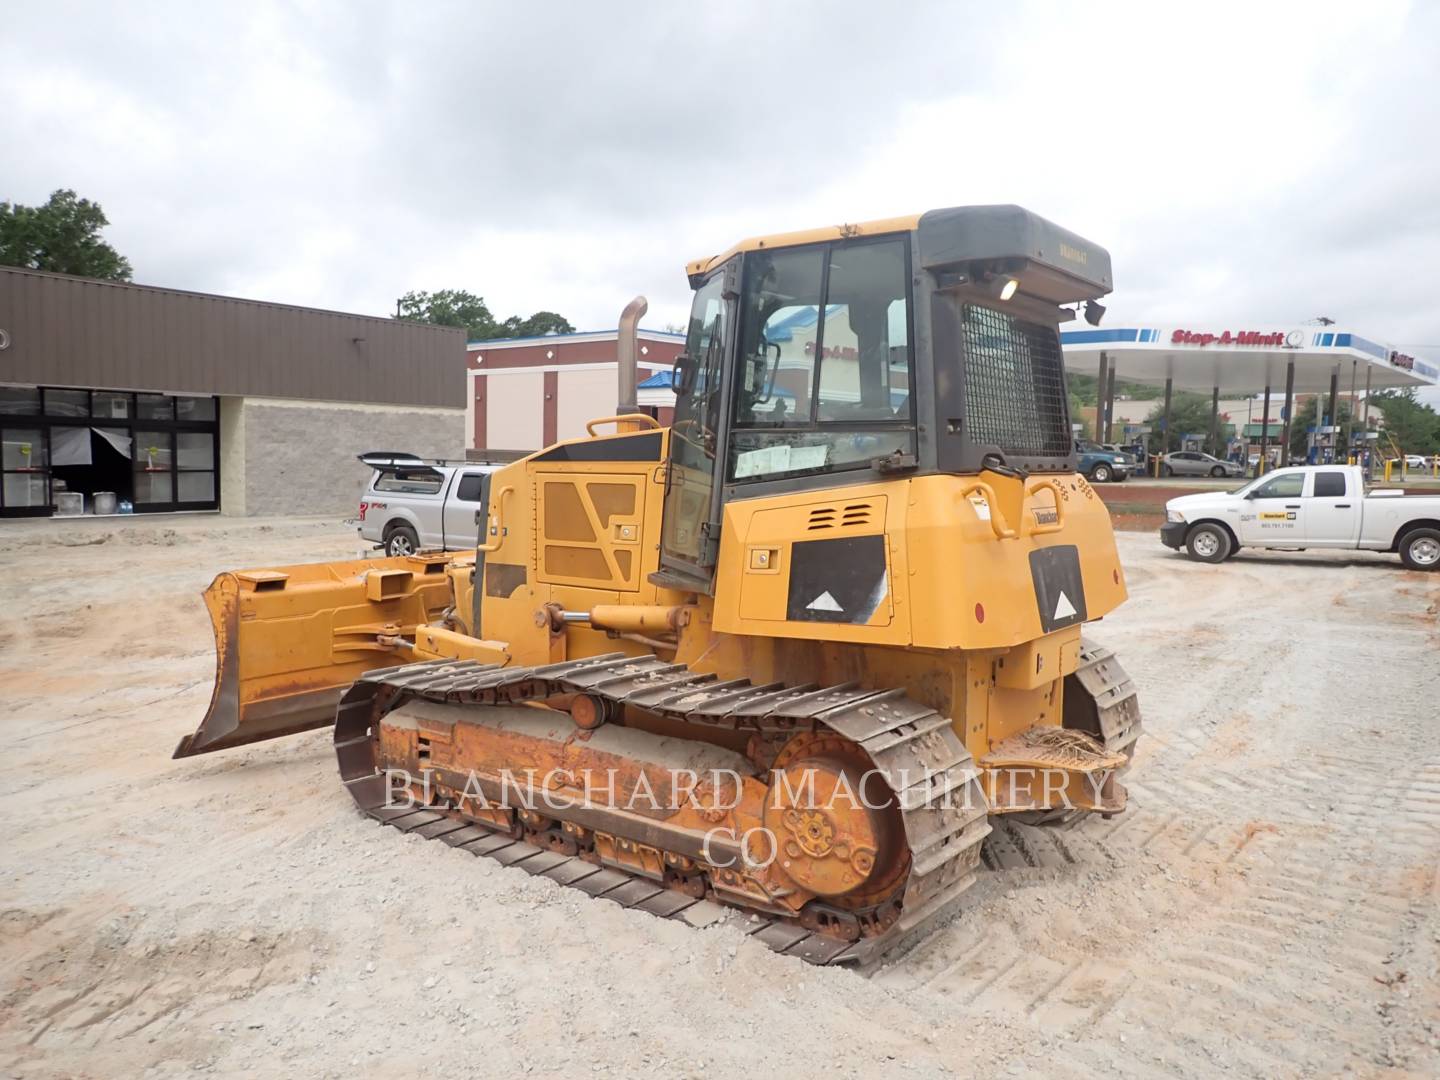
<box><xmin>1303</xmin><ymin>469</ymin><xmax>1361</xmax><ymax>547</ymax></box>
<box><xmin>657</xmin><ymin>260</ymin><xmax>737</xmax><ymax>589</ymax></box>
<box><xmin>1237</xmin><ymin>471</ymin><xmax>1305</xmax><ymax>545</ymax></box>
<box><xmin>442</xmin><ymin>469</ymin><xmax>491</xmax><ymax>550</ymax></box>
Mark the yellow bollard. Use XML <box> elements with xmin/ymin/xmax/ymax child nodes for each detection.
<box><xmin>1384</xmin><ymin>459</ymin><xmax>1393</xmax><ymax>483</ymax></box>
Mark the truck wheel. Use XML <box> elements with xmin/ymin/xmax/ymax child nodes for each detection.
<box><xmin>1210</xmin><ymin>466</ymin><xmax>1226</xmax><ymax>477</ymax></box>
<box><xmin>1186</xmin><ymin>523</ymin><xmax>1232</xmax><ymax>564</ymax></box>
<box><xmin>384</xmin><ymin>524</ymin><xmax>420</xmax><ymax>557</ymax></box>
<box><xmin>1090</xmin><ymin>463</ymin><xmax>1113</xmax><ymax>483</ymax></box>
<box><xmin>1398</xmin><ymin>527</ymin><xmax>1440</xmax><ymax>571</ymax></box>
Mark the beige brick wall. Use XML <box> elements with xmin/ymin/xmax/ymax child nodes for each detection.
<box><xmin>222</xmin><ymin>397</ymin><xmax>464</xmax><ymax>516</ymax></box>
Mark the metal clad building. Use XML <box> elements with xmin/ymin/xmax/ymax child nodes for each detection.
<box><xmin>0</xmin><ymin>267</ymin><xmax>466</xmax><ymax>518</ymax></box>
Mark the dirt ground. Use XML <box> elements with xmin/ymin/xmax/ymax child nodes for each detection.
<box><xmin>1</xmin><ymin>515</ymin><xmax>1437</xmax><ymax>1079</ymax></box>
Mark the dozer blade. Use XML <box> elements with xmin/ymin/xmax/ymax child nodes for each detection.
<box><xmin>173</xmin><ymin>551</ymin><xmax>462</xmax><ymax>758</ymax></box>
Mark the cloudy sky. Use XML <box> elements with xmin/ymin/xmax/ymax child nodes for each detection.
<box><xmin>6</xmin><ymin>0</ymin><xmax>1439</xmax><ymax>397</ymax></box>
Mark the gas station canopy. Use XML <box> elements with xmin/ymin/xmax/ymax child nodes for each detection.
<box><xmin>1061</xmin><ymin>326</ymin><xmax>1438</xmax><ymax>395</ymax></box>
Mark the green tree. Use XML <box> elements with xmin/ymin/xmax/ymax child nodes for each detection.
<box><xmin>397</xmin><ymin>289</ymin><xmax>574</xmax><ymax>341</ymax></box>
<box><xmin>0</xmin><ymin>188</ymin><xmax>132</xmax><ymax>280</ymax></box>
<box><xmin>498</xmin><ymin>310</ymin><xmax>574</xmax><ymax>338</ymax></box>
<box><xmin>1368</xmin><ymin>388</ymin><xmax>1440</xmax><ymax>454</ymax></box>
<box><xmin>1143</xmin><ymin>391</ymin><xmax>1219</xmax><ymax>452</ymax></box>
<box><xmin>1064</xmin><ymin>373</ymin><xmax>1165</xmax><ymax>408</ymax></box>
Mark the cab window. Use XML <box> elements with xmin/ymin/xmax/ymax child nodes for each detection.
<box><xmin>455</xmin><ymin>473</ymin><xmax>486</xmax><ymax>501</ymax></box>
<box><xmin>374</xmin><ymin>467</ymin><xmax>442</xmax><ymax>494</ymax></box>
<box><xmin>1251</xmin><ymin>473</ymin><xmax>1304</xmax><ymax>499</ymax></box>
<box><xmin>1312</xmin><ymin>472</ymin><xmax>1347</xmax><ymax>498</ymax></box>
<box><xmin>728</xmin><ymin>236</ymin><xmax>914</xmax><ymax>481</ymax></box>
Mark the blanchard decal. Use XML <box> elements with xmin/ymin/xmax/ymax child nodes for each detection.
<box><xmin>1029</xmin><ymin>545</ymin><xmax>1088</xmax><ymax>634</ymax></box>
<box><xmin>530</xmin><ymin>431</ymin><xmax>662</xmax><ymax>463</ymax></box>
<box><xmin>484</xmin><ymin>562</ymin><xmax>528</xmax><ymax>598</ymax></box>
<box><xmin>785</xmin><ymin>535</ymin><xmax>889</xmax><ymax>624</ymax></box>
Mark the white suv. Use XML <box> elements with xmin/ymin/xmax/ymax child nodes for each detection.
<box><xmin>357</xmin><ymin>452</ymin><xmax>500</xmax><ymax>556</ymax></box>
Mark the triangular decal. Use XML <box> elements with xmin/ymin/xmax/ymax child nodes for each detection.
<box><xmin>1054</xmin><ymin>591</ymin><xmax>1077</xmax><ymax>620</ymax></box>
<box><xmin>806</xmin><ymin>590</ymin><xmax>844</xmax><ymax>612</ymax></box>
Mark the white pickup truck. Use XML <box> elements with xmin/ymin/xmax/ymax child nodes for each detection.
<box><xmin>1160</xmin><ymin>465</ymin><xmax>1440</xmax><ymax>570</ymax></box>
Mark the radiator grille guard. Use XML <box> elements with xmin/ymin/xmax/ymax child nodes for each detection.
<box><xmin>960</xmin><ymin>304</ymin><xmax>1072</xmax><ymax>458</ymax></box>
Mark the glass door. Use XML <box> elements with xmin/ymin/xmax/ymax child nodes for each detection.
<box><xmin>659</xmin><ymin>269</ymin><xmax>731</xmax><ymax>584</ymax></box>
<box><xmin>1</xmin><ymin>426</ymin><xmax>50</xmax><ymax>516</ymax></box>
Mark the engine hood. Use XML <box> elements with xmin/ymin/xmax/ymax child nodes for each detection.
<box><xmin>1166</xmin><ymin>490</ymin><xmax>1241</xmax><ymax>514</ymax></box>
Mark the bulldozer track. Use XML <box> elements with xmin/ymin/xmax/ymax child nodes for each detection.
<box><xmin>332</xmin><ymin>652</ymin><xmax>996</xmax><ymax>969</ymax></box>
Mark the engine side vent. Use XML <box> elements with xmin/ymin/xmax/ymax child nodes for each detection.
<box><xmin>807</xmin><ymin>502</ymin><xmax>874</xmax><ymax>530</ymax></box>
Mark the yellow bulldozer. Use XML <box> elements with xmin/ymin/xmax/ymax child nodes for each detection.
<box><xmin>176</xmin><ymin>205</ymin><xmax>1142</xmax><ymax>967</ymax></box>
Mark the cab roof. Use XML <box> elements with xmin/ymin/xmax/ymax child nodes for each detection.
<box><xmin>685</xmin><ymin>214</ymin><xmax>921</xmax><ymax>281</ymax></box>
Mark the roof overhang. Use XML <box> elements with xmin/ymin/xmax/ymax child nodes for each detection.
<box><xmin>1062</xmin><ymin>327</ymin><xmax>1438</xmax><ymax>395</ymax></box>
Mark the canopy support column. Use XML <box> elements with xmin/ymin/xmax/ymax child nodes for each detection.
<box><xmin>1208</xmin><ymin>385</ymin><xmax>1220</xmax><ymax>457</ymax></box>
<box><xmin>1344</xmin><ymin>359</ymin><xmax>1359</xmax><ymax>460</ymax></box>
<box><xmin>1104</xmin><ymin>366</ymin><xmax>1117</xmax><ymax>443</ymax></box>
<box><xmin>1327</xmin><ymin>367</ymin><xmax>1341</xmax><ymax>463</ymax></box>
<box><xmin>1095</xmin><ymin>351</ymin><xmax>1109</xmax><ymax>441</ymax></box>
<box><xmin>1280</xmin><ymin>360</ymin><xmax>1296</xmax><ymax>467</ymax></box>
<box><xmin>1361</xmin><ymin>364</ymin><xmax>1374</xmax><ymax>478</ymax></box>
<box><xmin>1259</xmin><ymin>381</ymin><xmax>1272</xmax><ymax>474</ymax></box>
<box><xmin>1158</xmin><ymin>376</ymin><xmax>1173</xmax><ymax>476</ymax></box>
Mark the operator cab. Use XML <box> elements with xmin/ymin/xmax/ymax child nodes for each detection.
<box><xmin>658</xmin><ymin>205</ymin><xmax>1113</xmax><ymax>589</ymax></box>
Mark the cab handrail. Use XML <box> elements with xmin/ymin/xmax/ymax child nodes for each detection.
<box><xmin>476</xmin><ymin>485</ymin><xmax>514</xmax><ymax>553</ymax></box>
<box><xmin>959</xmin><ymin>480</ymin><xmax>1018</xmax><ymax>540</ymax></box>
<box><xmin>585</xmin><ymin>414</ymin><xmax>662</xmax><ymax>436</ymax></box>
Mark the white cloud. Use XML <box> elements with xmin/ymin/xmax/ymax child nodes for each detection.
<box><xmin>4</xmin><ymin>0</ymin><xmax>1438</xmax><ymax>401</ymax></box>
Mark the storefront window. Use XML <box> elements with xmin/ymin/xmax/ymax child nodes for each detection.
<box><xmin>1</xmin><ymin>387</ymin><xmax>221</xmax><ymax>516</ymax></box>
<box><xmin>134</xmin><ymin>471</ymin><xmax>174</xmax><ymax>504</ymax></box>
<box><xmin>44</xmin><ymin>388</ymin><xmax>90</xmax><ymax>417</ymax></box>
<box><xmin>2</xmin><ymin>428</ymin><xmax>46</xmax><ymax>469</ymax></box>
<box><xmin>176</xmin><ymin>432</ymin><xmax>213</xmax><ymax>468</ymax></box>
<box><xmin>3</xmin><ymin>473</ymin><xmax>48</xmax><ymax>508</ymax></box>
<box><xmin>176</xmin><ymin>396</ymin><xmax>216</xmax><ymax>421</ymax></box>
<box><xmin>134</xmin><ymin>432</ymin><xmax>174</xmax><ymax>470</ymax></box>
<box><xmin>137</xmin><ymin>394</ymin><xmax>173</xmax><ymax>420</ymax></box>
<box><xmin>1</xmin><ymin>427</ymin><xmax>49</xmax><ymax>511</ymax></box>
<box><xmin>0</xmin><ymin>388</ymin><xmax>41</xmax><ymax>415</ymax></box>
<box><xmin>134</xmin><ymin>430</ymin><xmax>173</xmax><ymax>504</ymax></box>
<box><xmin>177</xmin><ymin>471</ymin><xmax>215</xmax><ymax>501</ymax></box>
<box><xmin>176</xmin><ymin>431</ymin><xmax>215</xmax><ymax>503</ymax></box>
<box><xmin>92</xmin><ymin>391</ymin><xmax>134</xmax><ymax>419</ymax></box>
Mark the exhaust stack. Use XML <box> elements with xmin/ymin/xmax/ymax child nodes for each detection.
<box><xmin>616</xmin><ymin>295</ymin><xmax>648</xmax><ymax>415</ymax></box>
